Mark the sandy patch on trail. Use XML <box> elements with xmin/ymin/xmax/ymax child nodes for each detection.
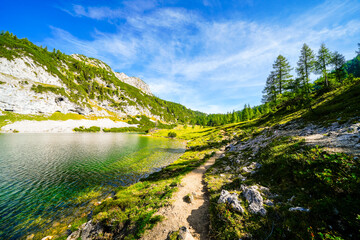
<box><xmin>1</xmin><ymin>119</ymin><xmax>137</xmax><ymax>133</ymax></box>
<box><xmin>141</xmin><ymin>151</ymin><xmax>224</xmax><ymax>240</ymax></box>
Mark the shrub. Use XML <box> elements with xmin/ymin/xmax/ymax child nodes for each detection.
<box><xmin>168</xmin><ymin>131</ymin><xmax>177</xmax><ymax>138</ymax></box>
<box><xmin>73</xmin><ymin>126</ymin><xmax>101</xmax><ymax>132</ymax></box>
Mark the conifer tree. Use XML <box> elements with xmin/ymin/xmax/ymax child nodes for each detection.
<box><xmin>356</xmin><ymin>43</ymin><xmax>360</xmax><ymax>55</ymax></box>
<box><xmin>262</xmin><ymin>71</ymin><xmax>277</xmax><ymax>104</ymax></box>
<box><xmin>273</xmin><ymin>55</ymin><xmax>293</xmax><ymax>95</ymax></box>
<box><xmin>315</xmin><ymin>43</ymin><xmax>332</xmax><ymax>87</ymax></box>
<box><xmin>242</xmin><ymin>104</ymin><xmax>250</xmax><ymax>121</ymax></box>
<box><xmin>331</xmin><ymin>51</ymin><xmax>346</xmax><ymax>83</ymax></box>
<box><xmin>296</xmin><ymin>43</ymin><xmax>315</xmax><ymax>98</ymax></box>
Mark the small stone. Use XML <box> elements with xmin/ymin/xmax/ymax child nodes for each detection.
<box><xmin>41</xmin><ymin>236</ymin><xmax>53</xmax><ymax>240</ymax></box>
<box><xmin>224</xmin><ymin>166</ymin><xmax>231</xmax><ymax>171</ymax></box>
<box><xmin>238</xmin><ymin>174</ymin><xmax>246</xmax><ymax>181</ymax></box>
<box><xmin>288</xmin><ymin>196</ymin><xmax>295</xmax><ymax>202</ymax></box>
<box><xmin>264</xmin><ymin>199</ymin><xmax>274</xmax><ymax>206</ymax></box>
<box><xmin>184</xmin><ymin>194</ymin><xmax>194</xmax><ymax>203</ymax></box>
<box><xmin>26</xmin><ymin>234</ymin><xmax>35</xmax><ymax>240</ymax></box>
<box><xmin>67</xmin><ymin>230</ymin><xmax>80</xmax><ymax>240</ymax></box>
<box><xmin>289</xmin><ymin>207</ymin><xmax>310</xmax><ymax>212</ymax></box>
<box><xmin>178</xmin><ymin>226</ymin><xmax>195</xmax><ymax>240</ymax></box>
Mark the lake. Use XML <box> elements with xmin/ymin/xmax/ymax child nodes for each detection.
<box><xmin>0</xmin><ymin>133</ymin><xmax>185</xmax><ymax>239</ymax></box>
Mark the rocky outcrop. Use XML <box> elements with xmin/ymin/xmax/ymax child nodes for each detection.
<box><xmin>114</xmin><ymin>72</ymin><xmax>153</xmax><ymax>96</ymax></box>
<box><xmin>218</xmin><ymin>190</ymin><xmax>244</xmax><ymax>213</ymax></box>
<box><xmin>241</xmin><ymin>185</ymin><xmax>267</xmax><ymax>216</ymax></box>
<box><xmin>67</xmin><ymin>221</ymin><xmax>104</xmax><ymax>240</ymax></box>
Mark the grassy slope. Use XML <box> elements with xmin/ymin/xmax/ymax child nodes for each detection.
<box><xmin>34</xmin><ymin>79</ymin><xmax>360</xmax><ymax>239</ymax></box>
<box><xmin>34</xmin><ymin>126</ymin><xmax>227</xmax><ymax>239</ymax></box>
<box><xmin>204</xmin><ymin>80</ymin><xmax>360</xmax><ymax>240</ymax></box>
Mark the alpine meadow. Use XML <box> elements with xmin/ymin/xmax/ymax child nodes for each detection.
<box><xmin>1</xmin><ymin>0</ymin><xmax>360</xmax><ymax>240</ymax></box>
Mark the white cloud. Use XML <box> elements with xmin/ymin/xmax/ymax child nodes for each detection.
<box><xmin>69</xmin><ymin>5</ymin><xmax>123</xmax><ymax>20</ymax></box>
<box><xmin>49</xmin><ymin>0</ymin><xmax>360</xmax><ymax>113</ymax></box>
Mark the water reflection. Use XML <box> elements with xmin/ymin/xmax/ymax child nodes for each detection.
<box><xmin>0</xmin><ymin>133</ymin><xmax>185</xmax><ymax>239</ymax></box>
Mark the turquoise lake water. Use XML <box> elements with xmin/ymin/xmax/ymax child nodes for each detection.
<box><xmin>0</xmin><ymin>133</ymin><xmax>185</xmax><ymax>239</ymax></box>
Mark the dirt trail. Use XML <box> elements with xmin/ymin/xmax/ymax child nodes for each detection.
<box><xmin>141</xmin><ymin>151</ymin><xmax>224</xmax><ymax>240</ymax></box>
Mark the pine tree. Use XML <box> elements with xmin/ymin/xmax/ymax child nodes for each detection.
<box><xmin>296</xmin><ymin>43</ymin><xmax>315</xmax><ymax>98</ymax></box>
<box><xmin>254</xmin><ymin>108</ymin><xmax>261</xmax><ymax>118</ymax></box>
<box><xmin>242</xmin><ymin>104</ymin><xmax>250</xmax><ymax>121</ymax></box>
<box><xmin>356</xmin><ymin>43</ymin><xmax>360</xmax><ymax>55</ymax></box>
<box><xmin>273</xmin><ymin>55</ymin><xmax>293</xmax><ymax>95</ymax></box>
<box><xmin>262</xmin><ymin>71</ymin><xmax>277</xmax><ymax>103</ymax></box>
<box><xmin>331</xmin><ymin>51</ymin><xmax>346</xmax><ymax>83</ymax></box>
<box><xmin>315</xmin><ymin>43</ymin><xmax>332</xmax><ymax>87</ymax></box>
<box><xmin>263</xmin><ymin>102</ymin><xmax>270</xmax><ymax>114</ymax></box>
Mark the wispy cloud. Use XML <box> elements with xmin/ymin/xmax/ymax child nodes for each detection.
<box><xmin>48</xmin><ymin>0</ymin><xmax>360</xmax><ymax>113</ymax></box>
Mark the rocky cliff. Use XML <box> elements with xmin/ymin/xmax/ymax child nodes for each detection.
<box><xmin>0</xmin><ymin>54</ymin><xmax>153</xmax><ymax>118</ymax></box>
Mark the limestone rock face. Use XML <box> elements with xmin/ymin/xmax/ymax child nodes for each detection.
<box><xmin>0</xmin><ymin>56</ymin><xmax>63</xmax><ymax>87</ymax></box>
<box><xmin>218</xmin><ymin>189</ymin><xmax>244</xmax><ymax>213</ymax></box>
<box><xmin>0</xmin><ymin>55</ymin><xmax>158</xmax><ymax>119</ymax></box>
<box><xmin>114</xmin><ymin>72</ymin><xmax>153</xmax><ymax>96</ymax></box>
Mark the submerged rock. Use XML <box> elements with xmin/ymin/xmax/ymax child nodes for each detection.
<box><xmin>218</xmin><ymin>190</ymin><xmax>244</xmax><ymax>213</ymax></box>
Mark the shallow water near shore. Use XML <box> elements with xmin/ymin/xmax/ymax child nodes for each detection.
<box><xmin>0</xmin><ymin>133</ymin><xmax>185</xmax><ymax>239</ymax></box>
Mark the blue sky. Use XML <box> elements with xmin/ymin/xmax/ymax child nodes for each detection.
<box><xmin>2</xmin><ymin>0</ymin><xmax>360</xmax><ymax>113</ymax></box>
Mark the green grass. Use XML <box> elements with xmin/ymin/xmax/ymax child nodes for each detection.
<box><xmin>34</xmin><ymin>125</ymin><xmax>226</xmax><ymax>239</ymax></box>
<box><xmin>205</xmin><ymin>131</ymin><xmax>360</xmax><ymax>239</ymax></box>
<box><xmin>202</xmin><ymin>80</ymin><xmax>360</xmax><ymax>240</ymax></box>
<box><xmin>103</xmin><ymin>127</ymin><xmax>142</xmax><ymax>133</ymax></box>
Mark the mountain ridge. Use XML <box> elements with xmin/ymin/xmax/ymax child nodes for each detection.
<box><xmin>0</xmin><ymin>32</ymin><xmax>204</xmax><ymax>124</ymax></box>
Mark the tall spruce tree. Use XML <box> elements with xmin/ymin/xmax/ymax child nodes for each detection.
<box><xmin>273</xmin><ymin>55</ymin><xmax>293</xmax><ymax>94</ymax></box>
<box><xmin>331</xmin><ymin>51</ymin><xmax>346</xmax><ymax>83</ymax></box>
<box><xmin>315</xmin><ymin>43</ymin><xmax>332</xmax><ymax>87</ymax></box>
<box><xmin>296</xmin><ymin>43</ymin><xmax>315</xmax><ymax>98</ymax></box>
<box><xmin>262</xmin><ymin>71</ymin><xmax>277</xmax><ymax>104</ymax></box>
<box><xmin>242</xmin><ymin>104</ymin><xmax>250</xmax><ymax>121</ymax></box>
<box><xmin>356</xmin><ymin>43</ymin><xmax>360</xmax><ymax>55</ymax></box>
